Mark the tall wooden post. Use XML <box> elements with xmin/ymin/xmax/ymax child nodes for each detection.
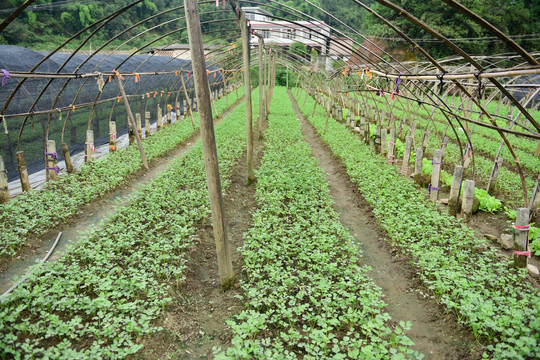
<box><xmin>136</xmin><ymin>113</ymin><xmax>143</xmax><ymax>138</ymax></box>
<box><xmin>286</xmin><ymin>65</ymin><xmax>289</xmax><ymax>89</ymax></box>
<box><xmin>514</xmin><ymin>208</ymin><xmax>530</xmax><ymax>268</ymax></box>
<box><xmin>109</xmin><ymin>121</ymin><xmax>117</xmax><ymax>152</ymax></box>
<box><xmin>115</xmin><ymin>74</ymin><xmax>149</xmax><ymax>169</ymax></box>
<box><xmin>430</xmin><ymin>150</ymin><xmax>442</xmax><ymax>202</ymax></box>
<box><xmin>16</xmin><ymin>151</ymin><xmax>30</xmax><ymax>192</ymax></box>
<box><xmin>461</xmin><ymin>180</ymin><xmax>475</xmax><ymax>223</ymax></box>
<box><xmin>157</xmin><ymin>104</ymin><xmax>162</xmax><ymax>130</ymax></box>
<box><xmin>401</xmin><ymin>135</ymin><xmax>413</xmax><ymax>176</ymax></box>
<box><xmin>387</xmin><ymin>128</ymin><xmax>396</xmax><ymax>164</ymax></box>
<box><xmin>414</xmin><ymin>147</ymin><xmax>423</xmax><ymax>184</ymax></box>
<box><xmin>85</xmin><ymin>130</ymin><xmax>94</xmax><ymax>163</ymax></box>
<box><xmin>46</xmin><ymin>140</ymin><xmax>59</xmax><ymax>181</ymax></box>
<box><xmin>145</xmin><ymin>112</ymin><xmax>151</xmax><ymax>137</ymax></box>
<box><xmin>381</xmin><ymin>128</ymin><xmax>387</xmax><ymax>156</ymax></box>
<box><xmin>375</xmin><ymin>125</ymin><xmax>381</xmax><ymax>153</ymax></box>
<box><xmin>487</xmin><ymin>158</ymin><xmax>503</xmax><ymax>195</ymax></box>
<box><xmin>240</xmin><ymin>11</ymin><xmax>255</xmax><ymax>183</ymax></box>
<box><xmin>258</xmin><ymin>37</ymin><xmax>264</xmax><ymax>138</ymax></box>
<box><xmin>448</xmin><ymin>165</ymin><xmax>464</xmax><ymax>216</ymax></box>
<box><xmin>185</xmin><ymin>0</ymin><xmax>233</xmax><ymax>288</ymax></box>
<box><xmin>0</xmin><ymin>155</ymin><xmax>10</xmax><ymax>203</ymax></box>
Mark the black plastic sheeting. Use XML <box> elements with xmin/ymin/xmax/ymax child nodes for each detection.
<box><xmin>0</xmin><ymin>45</ymin><xmax>225</xmax><ymax>181</ymax></box>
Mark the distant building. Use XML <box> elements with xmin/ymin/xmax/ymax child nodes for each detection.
<box><xmin>244</xmin><ymin>6</ymin><xmax>331</xmax><ymax>57</ymax></box>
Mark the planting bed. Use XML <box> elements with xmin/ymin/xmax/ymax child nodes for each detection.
<box><xmin>0</xmin><ymin>88</ymin><xmax>245</xmax><ymax>258</ymax></box>
<box><xmin>0</xmin><ymin>92</ymin><xmax>248</xmax><ymax>358</ymax></box>
<box><xmin>295</xmin><ymin>89</ymin><xmax>540</xmax><ymax>360</ymax></box>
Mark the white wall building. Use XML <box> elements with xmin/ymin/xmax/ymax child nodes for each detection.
<box><xmin>244</xmin><ymin>7</ymin><xmax>331</xmax><ymax>57</ymax></box>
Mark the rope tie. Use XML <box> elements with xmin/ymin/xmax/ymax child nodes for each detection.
<box><xmin>1</xmin><ymin>69</ymin><xmax>10</xmax><ymax>86</ymax></box>
<box><xmin>474</xmin><ymin>69</ymin><xmax>485</xmax><ymax>98</ymax></box>
<box><xmin>400</xmin><ymin>166</ymin><xmax>409</xmax><ymax>175</ymax></box>
<box><xmin>44</xmin><ymin>152</ymin><xmax>58</xmax><ymax>159</ymax></box>
<box><xmin>515</xmin><ymin>225</ymin><xmax>529</xmax><ymax>231</ymax></box>
<box><xmin>134</xmin><ymin>72</ymin><xmax>140</xmax><ymax>83</ymax></box>
<box><xmin>432</xmin><ymin>161</ymin><xmax>441</xmax><ymax>165</ymax></box>
<box><xmin>436</xmin><ymin>71</ymin><xmax>447</xmax><ymax>95</ymax></box>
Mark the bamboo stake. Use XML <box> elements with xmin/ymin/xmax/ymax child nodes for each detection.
<box><xmin>181</xmin><ymin>75</ymin><xmax>196</xmax><ymax>130</ymax></box>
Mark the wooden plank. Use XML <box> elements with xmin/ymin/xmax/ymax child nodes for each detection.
<box><xmin>16</xmin><ymin>151</ymin><xmax>30</xmax><ymax>192</ymax></box>
<box><xmin>85</xmin><ymin>130</ymin><xmax>94</xmax><ymax>163</ymax></box>
<box><xmin>258</xmin><ymin>37</ymin><xmax>264</xmax><ymax>139</ymax></box>
<box><xmin>185</xmin><ymin>0</ymin><xmax>233</xmax><ymax>288</ymax></box>
<box><xmin>448</xmin><ymin>165</ymin><xmax>464</xmax><ymax>216</ymax></box>
<box><xmin>46</xmin><ymin>140</ymin><xmax>59</xmax><ymax>181</ymax></box>
<box><xmin>430</xmin><ymin>149</ymin><xmax>442</xmax><ymax>201</ymax></box>
<box><xmin>0</xmin><ymin>155</ymin><xmax>10</xmax><ymax>203</ymax></box>
<box><xmin>414</xmin><ymin>147</ymin><xmax>423</xmax><ymax>184</ymax></box>
<box><xmin>460</xmin><ymin>179</ymin><xmax>475</xmax><ymax>223</ymax></box>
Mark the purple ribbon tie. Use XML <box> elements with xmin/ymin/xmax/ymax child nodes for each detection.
<box><xmin>394</xmin><ymin>72</ymin><xmax>402</xmax><ymax>94</ymax></box>
<box><xmin>1</xmin><ymin>69</ymin><xmax>10</xmax><ymax>86</ymax></box>
<box><xmin>45</xmin><ymin>152</ymin><xmax>58</xmax><ymax>159</ymax></box>
<box><xmin>46</xmin><ymin>166</ymin><xmax>60</xmax><ymax>175</ymax></box>
<box><xmin>431</xmin><ymin>161</ymin><xmax>441</xmax><ymax>165</ymax></box>
<box><xmin>428</xmin><ymin>183</ymin><xmax>440</xmax><ymax>194</ymax></box>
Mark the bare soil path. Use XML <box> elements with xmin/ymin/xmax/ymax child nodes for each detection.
<box><xmin>289</xmin><ymin>91</ymin><xmax>482</xmax><ymax>360</ymax></box>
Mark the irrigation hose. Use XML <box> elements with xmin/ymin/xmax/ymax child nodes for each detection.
<box><xmin>0</xmin><ymin>232</ymin><xmax>62</xmax><ymax>302</ymax></box>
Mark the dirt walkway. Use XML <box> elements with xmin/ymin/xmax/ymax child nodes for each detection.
<box><xmin>139</xmin><ymin>126</ymin><xmax>265</xmax><ymax>359</ymax></box>
<box><xmin>289</xmin><ymin>91</ymin><xmax>482</xmax><ymax>360</ymax></box>
<box><xmin>0</xmin><ymin>96</ymin><xmax>245</xmax><ymax>295</ymax></box>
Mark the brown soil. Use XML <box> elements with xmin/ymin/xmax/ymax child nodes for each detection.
<box><xmin>137</xmin><ymin>125</ymin><xmax>265</xmax><ymax>359</ymax></box>
<box><xmin>0</xmin><ymin>96</ymin><xmax>245</xmax><ymax>295</ymax></box>
<box><xmin>290</xmin><ymin>91</ymin><xmax>483</xmax><ymax>360</ymax></box>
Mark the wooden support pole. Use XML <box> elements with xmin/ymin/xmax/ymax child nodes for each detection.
<box><xmin>109</xmin><ymin>121</ymin><xmax>117</xmax><ymax>152</ymax></box>
<box><xmin>387</xmin><ymin>128</ymin><xmax>396</xmax><ymax>164</ymax></box>
<box><xmin>375</xmin><ymin>125</ymin><xmax>381</xmax><ymax>153</ymax></box>
<box><xmin>286</xmin><ymin>65</ymin><xmax>289</xmax><ymax>88</ymax></box>
<box><xmin>167</xmin><ymin>109</ymin><xmax>172</xmax><ymax>125</ymax></box>
<box><xmin>381</xmin><ymin>128</ymin><xmax>387</xmax><ymax>156</ymax></box>
<box><xmin>116</xmin><ymin>75</ymin><xmax>149</xmax><ymax>170</ymax></box>
<box><xmin>0</xmin><ymin>155</ymin><xmax>10</xmax><ymax>203</ymax></box>
<box><xmin>430</xmin><ymin>149</ymin><xmax>442</xmax><ymax>202</ymax></box>
<box><xmin>62</xmin><ymin>143</ymin><xmax>74</xmax><ymax>173</ymax></box>
<box><xmin>185</xmin><ymin>0</ymin><xmax>233</xmax><ymax>288</ymax></box>
<box><xmin>486</xmin><ymin>158</ymin><xmax>503</xmax><ymax>195</ymax></box>
<box><xmin>441</xmin><ymin>136</ymin><xmax>449</xmax><ymax>159</ymax></box>
<box><xmin>258</xmin><ymin>37</ymin><xmax>264</xmax><ymax>139</ymax></box>
<box><xmin>414</xmin><ymin>147</ymin><xmax>423</xmax><ymax>184</ymax></box>
<box><xmin>460</xmin><ymin>179</ymin><xmax>475</xmax><ymax>223</ymax></box>
<box><xmin>127</xmin><ymin>116</ymin><xmax>135</xmax><ymax>145</ymax></box>
<box><xmin>85</xmin><ymin>130</ymin><xmax>94</xmax><ymax>163</ymax></box>
<box><xmin>181</xmin><ymin>75</ymin><xmax>196</xmax><ymax>130</ymax></box>
<box><xmin>46</xmin><ymin>140</ymin><xmax>59</xmax><ymax>181</ymax></box>
<box><xmin>448</xmin><ymin>166</ymin><xmax>464</xmax><ymax>216</ymax></box>
<box><xmin>311</xmin><ymin>99</ymin><xmax>317</xmax><ymax>118</ymax></box>
<box><xmin>364</xmin><ymin>122</ymin><xmax>371</xmax><ymax>145</ymax></box>
<box><xmin>136</xmin><ymin>113</ymin><xmax>142</xmax><ymax>138</ymax></box>
<box><xmin>145</xmin><ymin>112</ymin><xmax>151</xmax><ymax>137</ymax></box>
<box><xmin>398</xmin><ymin>118</ymin><xmax>405</xmax><ymax>139</ymax></box>
<box><xmin>401</xmin><ymin>135</ymin><xmax>413</xmax><ymax>176</ymax></box>
<box><xmin>157</xmin><ymin>104</ymin><xmax>162</xmax><ymax>130</ymax></box>
<box><xmin>514</xmin><ymin>208</ymin><xmax>530</xmax><ymax>268</ymax></box>
<box><xmin>16</xmin><ymin>151</ymin><xmax>30</xmax><ymax>192</ymax></box>
<box><xmin>359</xmin><ymin>117</ymin><xmax>366</xmax><ymax>141</ymax></box>
<box><xmin>240</xmin><ymin>11</ymin><xmax>255</xmax><ymax>183</ymax></box>
<box><xmin>421</xmin><ymin>129</ymin><xmax>430</xmax><ymax>152</ymax></box>
<box><xmin>535</xmin><ymin>140</ymin><xmax>540</xmax><ymax>157</ymax></box>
